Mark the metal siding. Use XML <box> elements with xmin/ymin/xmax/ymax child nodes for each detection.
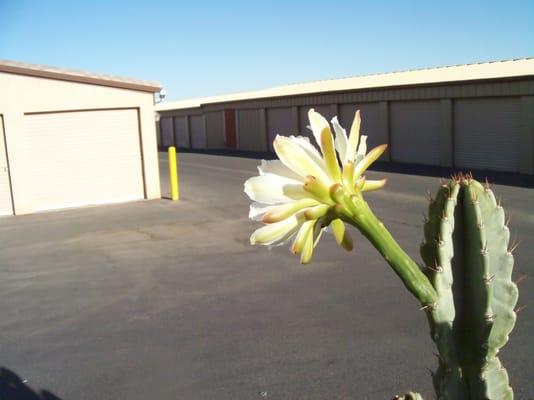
<box><xmin>266</xmin><ymin>107</ymin><xmax>296</xmax><ymax>152</ymax></box>
<box><xmin>190</xmin><ymin>115</ymin><xmax>206</xmax><ymax>149</ymax></box>
<box><xmin>0</xmin><ymin>115</ymin><xmax>13</xmax><ymax>215</ymax></box>
<box><xmin>390</xmin><ymin>100</ymin><xmax>443</xmax><ymax>165</ymax></box>
<box><xmin>298</xmin><ymin>105</ymin><xmax>332</xmax><ymax>144</ymax></box>
<box><xmin>160</xmin><ymin>117</ymin><xmax>174</xmax><ymax>147</ymax></box>
<box><xmin>519</xmin><ymin>96</ymin><xmax>534</xmax><ymax>174</ymax></box>
<box><xmin>205</xmin><ymin>111</ymin><xmax>225</xmax><ymax>149</ymax></box>
<box><xmin>339</xmin><ymin>103</ymin><xmax>387</xmax><ymax>160</ymax></box>
<box><xmin>237</xmin><ymin>109</ymin><xmax>264</xmax><ymax>152</ymax></box>
<box><xmin>174</xmin><ymin>116</ymin><xmax>189</xmax><ymax>148</ymax></box>
<box><xmin>454</xmin><ymin>97</ymin><xmax>522</xmax><ymax>172</ymax></box>
<box><xmin>186</xmin><ymin>80</ymin><xmax>533</xmax><ymax>112</ymax></box>
<box><xmin>24</xmin><ymin>109</ymin><xmax>144</xmax><ymax>212</ymax></box>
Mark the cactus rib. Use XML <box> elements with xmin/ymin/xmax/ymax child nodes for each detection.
<box><xmin>421</xmin><ymin>176</ymin><xmax>518</xmax><ymax>400</ymax></box>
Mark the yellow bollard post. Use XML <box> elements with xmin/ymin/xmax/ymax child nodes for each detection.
<box><xmin>168</xmin><ymin>146</ymin><xmax>179</xmax><ymax>200</ymax></box>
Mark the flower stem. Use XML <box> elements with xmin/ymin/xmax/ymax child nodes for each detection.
<box><xmin>345</xmin><ymin>197</ymin><xmax>438</xmax><ymax>307</ymax></box>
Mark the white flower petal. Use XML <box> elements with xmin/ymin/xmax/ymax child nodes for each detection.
<box><xmin>249</xmin><ymin>202</ymin><xmax>277</xmax><ymax>221</ymax></box>
<box><xmin>288</xmin><ymin>135</ymin><xmax>326</xmax><ymax>169</ymax></box>
<box><xmin>258</xmin><ymin>159</ymin><xmax>302</xmax><ymax>181</ymax></box>
<box><xmin>345</xmin><ymin>110</ymin><xmax>361</xmax><ymax>163</ymax></box>
<box><xmin>308</xmin><ymin>108</ymin><xmax>330</xmax><ymax>149</ymax></box>
<box><xmin>331</xmin><ymin>116</ymin><xmax>348</xmax><ymax>162</ymax></box>
<box><xmin>357</xmin><ymin>135</ymin><xmax>368</xmax><ymax>158</ymax></box>
<box><xmin>244</xmin><ymin>173</ymin><xmax>300</xmax><ymax>204</ymax></box>
<box><xmin>250</xmin><ymin>214</ymin><xmax>302</xmax><ymax>246</ymax></box>
<box><xmin>274</xmin><ymin>136</ymin><xmax>330</xmax><ymax>184</ymax></box>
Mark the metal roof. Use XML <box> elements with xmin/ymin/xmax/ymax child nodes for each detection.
<box><xmin>156</xmin><ymin>58</ymin><xmax>534</xmax><ymax>111</ymax></box>
<box><xmin>0</xmin><ymin>59</ymin><xmax>162</xmax><ymax>93</ymax></box>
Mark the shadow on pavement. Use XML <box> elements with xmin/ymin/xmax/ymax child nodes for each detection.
<box><xmin>0</xmin><ymin>368</ymin><xmax>63</xmax><ymax>400</ymax></box>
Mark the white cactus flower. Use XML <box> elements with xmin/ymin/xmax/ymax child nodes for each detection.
<box><xmin>244</xmin><ymin>109</ymin><xmax>388</xmax><ymax>263</ymax></box>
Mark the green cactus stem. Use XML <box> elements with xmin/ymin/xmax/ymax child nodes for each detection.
<box><xmin>330</xmin><ymin>184</ymin><xmax>438</xmax><ymax>307</ymax></box>
<box><xmin>331</xmin><ymin>175</ymin><xmax>518</xmax><ymax>400</ymax></box>
<box><xmin>421</xmin><ymin>175</ymin><xmax>518</xmax><ymax>399</ymax></box>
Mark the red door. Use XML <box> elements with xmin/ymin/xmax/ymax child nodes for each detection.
<box><xmin>224</xmin><ymin>109</ymin><xmax>237</xmax><ymax>149</ymax></box>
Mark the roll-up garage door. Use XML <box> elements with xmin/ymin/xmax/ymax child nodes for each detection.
<box><xmin>190</xmin><ymin>115</ymin><xmax>206</xmax><ymax>149</ymax></box>
<box><xmin>267</xmin><ymin>107</ymin><xmax>296</xmax><ymax>152</ymax></box>
<box><xmin>205</xmin><ymin>111</ymin><xmax>225</xmax><ymax>149</ymax></box>
<box><xmin>454</xmin><ymin>98</ymin><xmax>521</xmax><ymax>172</ymax></box>
<box><xmin>174</xmin><ymin>116</ymin><xmax>189</xmax><ymax>148</ymax></box>
<box><xmin>237</xmin><ymin>109</ymin><xmax>264</xmax><ymax>152</ymax></box>
<box><xmin>390</xmin><ymin>100</ymin><xmax>442</xmax><ymax>165</ymax></box>
<box><xmin>24</xmin><ymin>109</ymin><xmax>144</xmax><ymax>212</ymax></box>
<box><xmin>160</xmin><ymin>117</ymin><xmax>174</xmax><ymax>147</ymax></box>
<box><xmin>0</xmin><ymin>115</ymin><xmax>13</xmax><ymax>216</ymax></box>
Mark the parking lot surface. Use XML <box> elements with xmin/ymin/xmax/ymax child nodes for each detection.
<box><xmin>0</xmin><ymin>152</ymin><xmax>532</xmax><ymax>399</ymax></box>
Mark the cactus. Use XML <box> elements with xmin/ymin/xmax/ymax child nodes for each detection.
<box><xmin>334</xmin><ymin>174</ymin><xmax>518</xmax><ymax>399</ymax></box>
<box><xmin>420</xmin><ymin>174</ymin><xmax>518</xmax><ymax>399</ymax></box>
<box><xmin>245</xmin><ymin>110</ymin><xmax>519</xmax><ymax>399</ymax></box>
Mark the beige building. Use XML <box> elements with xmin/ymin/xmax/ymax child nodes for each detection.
<box><xmin>157</xmin><ymin>58</ymin><xmax>534</xmax><ymax>175</ymax></box>
<box><xmin>0</xmin><ymin>60</ymin><xmax>162</xmax><ymax>216</ymax></box>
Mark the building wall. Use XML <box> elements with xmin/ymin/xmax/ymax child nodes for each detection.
<box><xmin>390</xmin><ymin>100</ymin><xmax>444</xmax><ymax>166</ymax></box>
<box><xmin>205</xmin><ymin>111</ymin><xmax>225</xmax><ymax>149</ymax></box>
<box><xmin>266</xmin><ymin>107</ymin><xmax>297</xmax><ymax>152</ymax></box>
<box><xmin>237</xmin><ymin>109</ymin><xmax>266</xmax><ymax>152</ymax></box>
<box><xmin>0</xmin><ymin>71</ymin><xmax>161</xmax><ymax>214</ymax></box>
<box><xmin>160</xmin><ymin>116</ymin><xmax>173</xmax><ymax>147</ymax></box>
<box><xmin>190</xmin><ymin>115</ymin><xmax>206</xmax><ymax>149</ymax></box>
<box><xmin>0</xmin><ymin>114</ymin><xmax>13</xmax><ymax>215</ymax></box>
<box><xmin>174</xmin><ymin>116</ymin><xmax>189</xmax><ymax>148</ymax></box>
<box><xmin>157</xmin><ymin>78</ymin><xmax>534</xmax><ymax>174</ymax></box>
<box><xmin>454</xmin><ymin>97</ymin><xmax>522</xmax><ymax>172</ymax></box>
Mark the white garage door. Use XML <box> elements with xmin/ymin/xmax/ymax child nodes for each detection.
<box><xmin>174</xmin><ymin>116</ymin><xmax>189</xmax><ymax>148</ymax></box>
<box><xmin>160</xmin><ymin>117</ymin><xmax>174</xmax><ymax>147</ymax></box>
<box><xmin>237</xmin><ymin>109</ymin><xmax>264</xmax><ymax>152</ymax></box>
<box><xmin>0</xmin><ymin>115</ymin><xmax>13</xmax><ymax>216</ymax></box>
<box><xmin>190</xmin><ymin>115</ymin><xmax>206</xmax><ymax>149</ymax></box>
<box><xmin>390</xmin><ymin>100</ymin><xmax>442</xmax><ymax>165</ymax></box>
<box><xmin>24</xmin><ymin>109</ymin><xmax>144</xmax><ymax>212</ymax></box>
<box><xmin>454</xmin><ymin>98</ymin><xmax>521</xmax><ymax>172</ymax></box>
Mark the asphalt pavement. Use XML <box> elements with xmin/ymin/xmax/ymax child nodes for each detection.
<box><xmin>0</xmin><ymin>152</ymin><xmax>532</xmax><ymax>399</ymax></box>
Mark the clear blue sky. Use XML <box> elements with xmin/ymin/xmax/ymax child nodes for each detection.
<box><xmin>1</xmin><ymin>0</ymin><xmax>533</xmax><ymax>101</ymax></box>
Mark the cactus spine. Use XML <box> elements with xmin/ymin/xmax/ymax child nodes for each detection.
<box><xmin>420</xmin><ymin>175</ymin><xmax>518</xmax><ymax>399</ymax></box>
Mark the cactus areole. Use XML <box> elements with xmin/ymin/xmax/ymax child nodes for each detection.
<box><xmin>244</xmin><ymin>110</ymin><xmax>518</xmax><ymax>400</ymax></box>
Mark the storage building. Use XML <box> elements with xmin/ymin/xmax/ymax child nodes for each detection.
<box><xmin>0</xmin><ymin>60</ymin><xmax>162</xmax><ymax>216</ymax></box>
<box><xmin>156</xmin><ymin>58</ymin><xmax>534</xmax><ymax>175</ymax></box>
